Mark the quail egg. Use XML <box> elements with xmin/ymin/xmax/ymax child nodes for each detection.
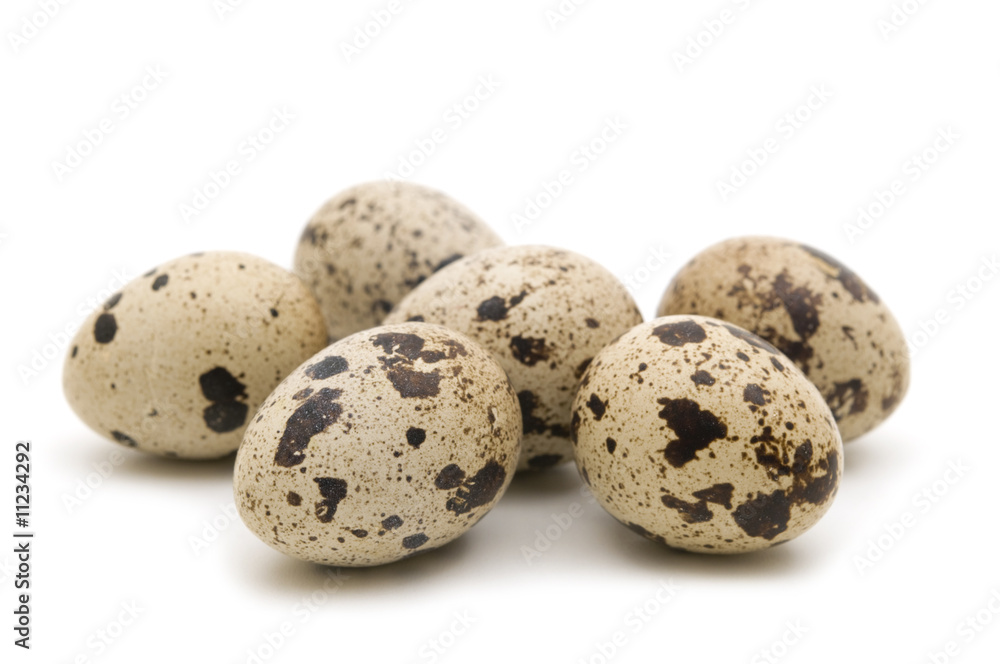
<box><xmin>293</xmin><ymin>181</ymin><xmax>503</xmax><ymax>341</ymax></box>
<box><xmin>572</xmin><ymin>315</ymin><xmax>843</xmax><ymax>553</ymax></box>
<box><xmin>63</xmin><ymin>252</ymin><xmax>328</xmax><ymax>459</ymax></box>
<box><xmin>234</xmin><ymin>322</ymin><xmax>522</xmax><ymax>566</ymax></box>
<box><xmin>658</xmin><ymin>237</ymin><xmax>909</xmax><ymax>441</ymax></box>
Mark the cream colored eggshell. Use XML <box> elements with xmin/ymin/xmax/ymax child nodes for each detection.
<box><xmin>658</xmin><ymin>237</ymin><xmax>909</xmax><ymax>441</ymax></box>
<box><xmin>293</xmin><ymin>181</ymin><xmax>503</xmax><ymax>341</ymax></box>
<box><xmin>234</xmin><ymin>322</ymin><xmax>522</xmax><ymax>567</ymax></box>
<box><xmin>572</xmin><ymin>315</ymin><xmax>843</xmax><ymax>554</ymax></box>
<box><xmin>63</xmin><ymin>252</ymin><xmax>328</xmax><ymax>459</ymax></box>
<box><xmin>384</xmin><ymin>245</ymin><xmax>644</xmax><ymax>472</ymax></box>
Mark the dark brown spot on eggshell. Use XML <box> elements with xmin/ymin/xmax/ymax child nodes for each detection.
<box><xmin>385</xmin><ymin>367</ymin><xmax>441</xmax><ymax>398</ymax></box>
<box><xmin>826</xmin><ymin>379</ymin><xmax>869</xmax><ymax>421</ymax></box>
<box><xmin>402</xmin><ymin>533</ymin><xmax>429</xmax><ymax>549</ymax></box>
<box><xmin>111</xmin><ymin>430</ymin><xmax>138</xmax><ymax>447</ymax></box>
<box><xmin>731</xmin><ymin>490</ymin><xmax>791</xmax><ymax>540</ymax></box>
<box><xmin>652</xmin><ymin>320</ymin><xmax>706</xmax><ymax>347</ymax></box>
<box><xmin>743</xmin><ymin>384</ymin><xmax>769</xmax><ymax>407</ymax></box>
<box><xmin>765</xmin><ymin>272</ymin><xmax>822</xmax><ymax>369</ymax></box>
<box><xmin>754</xmin><ymin>437</ymin><xmax>791</xmax><ymax>479</ymax></box>
<box><xmin>203</xmin><ymin>402</ymin><xmax>249</xmax><ymax>433</ymax></box>
<box><xmin>372</xmin><ymin>333</ymin><xmax>427</xmax><ymax>360</ymax></box>
<box><xmin>372</xmin><ymin>332</ymin><xmax>466</xmax><ymax>398</ymax></box>
<box><xmin>305</xmin><ymin>355</ymin><xmax>349</xmax><ymax>380</ymax></box>
<box><xmin>476</xmin><ymin>296</ymin><xmax>508</xmax><ymax>321</ymax></box>
<box><xmin>509</xmin><ymin>336</ymin><xmax>550</xmax><ymax>366</ymax></box>
<box><xmin>773</xmin><ymin>272</ymin><xmax>821</xmax><ymax>341</ymax></box>
<box><xmin>790</xmin><ymin>449</ymin><xmax>840</xmax><ymax>506</ymax></box>
<box><xmin>94</xmin><ymin>313</ymin><xmax>117</xmax><ymax>344</ymax></box>
<box><xmin>313</xmin><ymin>477</ymin><xmax>348</xmax><ymax>523</ymax></box>
<box><xmin>661</xmin><ymin>482</ymin><xmax>736</xmax><ymax>524</ymax></box>
<box><xmin>445</xmin><ymin>460</ymin><xmax>506</xmax><ymax>515</ymax></box>
<box><xmin>199</xmin><ymin>367</ymin><xmax>249</xmax><ymax>433</ymax></box>
<box><xmin>586</xmin><ymin>394</ymin><xmax>608</xmax><ymax>421</ymax></box>
<box><xmin>199</xmin><ymin>367</ymin><xmax>247</xmax><ymax>402</ymax></box>
<box><xmin>661</xmin><ymin>494</ymin><xmax>713</xmax><ymax>523</ymax></box>
<box><xmin>274</xmin><ymin>388</ymin><xmax>343</xmax><ymax>467</ymax></box>
<box><xmin>800</xmin><ymin>244</ymin><xmax>880</xmax><ymax>304</ymax></box>
<box><xmin>435</xmin><ymin>464</ymin><xmax>466</xmax><ymax>489</ymax></box>
<box><xmin>381</xmin><ymin>515</ymin><xmax>403</xmax><ymax>530</ymax></box>
<box><xmin>658</xmin><ymin>398</ymin><xmax>728</xmax><ymax>468</ymax></box>
<box><xmin>406</xmin><ymin>427</ymin><xmax>426</xmax><ymax>449</ymax></box>
<box><xmin>691</xmin><ymin>370</ymin><xmax>716</xmax><ymax>386</ymax></box>
<box><xmin>733</xmin><ymin>443</ymin><xmax>840</xmax><ymax>541</ymax></box>
<box><xmin>476</xmin><ymin>291</ymin><xmax>528</xmax><ymax>322</ymax></box>
<box><xmin>693</xmin><ymin>483</ymin><xmax>735</xmax><ymax>510</ymax></box>
<box><xmin>518</xmin><ymin>391</ymin><xmax>570</xmax><ymax>441</ymax></box>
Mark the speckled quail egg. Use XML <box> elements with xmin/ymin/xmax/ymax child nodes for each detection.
<box><xmin>572</xmin><ymin>315</ymin><xmax>843</xmax><ymax>554</ymax></box>
<box><xmin>293</xmin><ymin>181</ymin><xmax>503</xmax><ymax>341</ymax></box>
<box><xmin>63</xmin><ymin>252</ymin><xmax>328</xmax><ymax>459</ymax></box>
<box><xmin>658</xmin><ymin>237</ymin><xmax>909</xmax><ymax>442</ymax></box>
<box><xmin>234</xmin><ymin>322</ymin><xmax>522</xmax><ymax>567</ymax></box>
<box><xmin>384</xmin><ymin>245</ymin><xmax>644</xmax><ymax>472</ymax></box>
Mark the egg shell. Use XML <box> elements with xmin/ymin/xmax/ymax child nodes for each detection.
<box><xmin>63</xmin><ymin>252</ymin><xmax>328</xmax><ymax>459</ymax></box>
<box><xmin>234</xmin><ymin>322</ymin><xmax>522</xmax><ymax>567</ymax></box>
<box><xmin>293</xmin><ymin>181</ymin><xmax>503</xmax><ymax>341</ymax></box>
<box><xmin>572</xmin><ymin>315</ymin><xmax>843</xmax><ymax>554</ymax></box>
<box><xmin>384</xmin><ymin>245</ymin><xmax>644</xmax><ymax>472</ymax></box>
<box><xmin>658</xmin><ymin>237</ymin><xmax>909</xmax><ymax>441</ymax></box>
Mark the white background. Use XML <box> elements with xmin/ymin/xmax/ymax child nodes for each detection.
<box><xmin>2</xmin><ymin>1</ymin><xmax>999</xmax><ymax>663</ymax></box>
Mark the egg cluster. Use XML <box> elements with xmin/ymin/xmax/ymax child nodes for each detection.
<box><xmin>63</xmin><ymin>181</ymin><xmax>909</xmax><ymax>564</ymax></box>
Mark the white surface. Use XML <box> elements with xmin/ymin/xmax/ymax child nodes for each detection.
<box><xmin>2</xmin><ymin>1</ymin><xmax>999</xmax><ymax>662</ymax></box>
